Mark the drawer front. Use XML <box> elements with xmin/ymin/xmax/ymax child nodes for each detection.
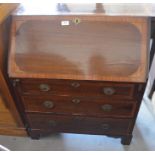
<box><xmin>27</xmin><ymin>114</ymin><xmax>131</xmax><ymax>135</ymax></box>
<box><xmin>15</xmin><ymin>79</ymin><xmax>136</xmax><ymax>99</ymax></box>
<box><xmin>22</xmin><ymin>96</ymin><xmax>136</xmax><ymax>118</ymax></box>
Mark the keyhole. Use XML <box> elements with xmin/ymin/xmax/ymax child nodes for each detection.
<box><xmin>73</xmin><ymin>18</ymin><xmax>81</xmax><ymax>24</ymax></box>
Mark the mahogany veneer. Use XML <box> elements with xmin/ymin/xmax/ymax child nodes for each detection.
<box><xmin>7</xmin><ymin>3</ymin><xmax>150</xmax><ymax>145</ymax></box>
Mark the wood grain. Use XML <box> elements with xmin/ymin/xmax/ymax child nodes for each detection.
<box><xmin>16</xmin><ymin>79</ymin><xmax>136</xmax><ymax>100</ymax></box>
<box><xmin>0</xmin><ymin>95</ymin><xmax>26</xmax><ymax>136</ymax></box>
<box><xmin>27</xmin><ymin>113</ymin><xmax>131</xmax><ymax>135</ymax></box>
<box><xmin>0</xmin><ymin>3</ymin><xmax>18</xmax><ymax>23</ymax></box>
<box><xmin>0</xmin><ymin>22</ymin><xmax>23</xmax><ymax>127</ymax></box>
<box><xmin>8</xmin><ymin>16</ymin><xmax>149</xmax><ymax>82</ymax></box>
<box><xmin>0</xmin><ymin>95</ymin><xmax>16</xmax><ymax>126</ymax></box>
<box><xmin>0</xmin><ymin>127</ymin><xmax>26</xmax><ymax>136</ymax></box>
<box><xmin>0</xmin><ymin>3</ymin><xmax>26</xmax><ymax>135</ymax></box>
<box><xmin>22</xmin><ymin>95</ymin><xmax>136</xmax><ymax>118</ymax></box>
<box><xmin>7</xmin><ymin>3</ymin><xmax>150</xmax><ymax>144</ymax></box>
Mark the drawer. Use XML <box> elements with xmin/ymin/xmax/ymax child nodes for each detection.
<box><xmin>27</xmin><ymin>114</ymin><xmax>131</xmax><ymax>135</ymax></box>
<box><xmin>15</xmin><ymin>79</ymin><xmax>136</xmax><ymax>99</ymax></box>
<box><xmin>22</xmin><ymin>95</ymin><xmax>136</xmax><ymax>118</ymax></box>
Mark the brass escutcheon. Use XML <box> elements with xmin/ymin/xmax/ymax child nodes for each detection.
<box><xmin>103</xmin><ymin>87</ymin><xmax>115</xmax><ymax>95</ymax></box>
<box><xmin>101</xmin><ymin>104</ymin><xmax>112</xmax><ymax>112</ymax></box>
<box><xmin>43</xmin><ymin>101</ymin><xmax>54</xmax><ymax>109</ymax></box>
<box><xmin>39</xmin><ymin>84</ymin><xmax>51</xmax><ymax>92</ymax></box>
<box><xmin>73</xmin><ymin>18</ymin><xmax>81</xmax><ymax>24</ymax></box>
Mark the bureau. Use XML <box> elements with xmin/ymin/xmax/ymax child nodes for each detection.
<box><xmin>7</xmin><ymin>3</ymin><xmax>150</xmax><ymax>145</ymax></box>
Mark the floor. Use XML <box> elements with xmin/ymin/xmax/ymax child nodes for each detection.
<box><xmin>0</xmin><ymin>100</ymin><xmax>155</xmax><ymax>151</ymax></box>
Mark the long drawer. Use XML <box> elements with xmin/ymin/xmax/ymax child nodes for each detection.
<box><xmin>22</xmin><ymin>95</ymin><xmax>136</xmax><ymax>118</ymax></box>
<box><xmin>15</xmin><ymin>79</ymin><xmax>136</xmax><ymax>100</ymax></box>
<box><xmin>26</xmin><ymin>114</ymin><xmax>131</xmax><ymax>135</ymax></box>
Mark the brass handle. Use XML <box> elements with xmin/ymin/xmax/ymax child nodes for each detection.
<box><xmin>103</xmin><ymin>87</ymin><xmax>115</xmax><ymax>95</ymax></box>
<box><xmin>43</xmin><ymin>101</ymin><xmax>54</xmax><ymax>109</ymax></box>
<box><xmin>39</xmin><ymin>84</ymin><xmax>51</xmax><ymax>92</ymax></box>
<box><xmin>48</xmin><ymin>120</ymin><xmax>56</xmax><ymax>127</ymax></box>
<box><xmin>102</xmin><ymin>124</ymin><xmax>110</xmax><ymax>130</ymax></box>
<box><xmin>72</xmin><ymin>98</ymin><xmax>81</xmax><ymax>104</ymax></box>
<box><xmin>101</xmin><ymin>104</ymin><xmax>112</xmax><ymax>112</ymax></box>
<box><xmin>71</xmin><ymin>82</ymin><xmax>80</xmax><ymax>88</ymax></box>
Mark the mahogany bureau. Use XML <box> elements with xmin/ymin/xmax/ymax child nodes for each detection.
<box><xmin>7</xmin><ymin>3</ymin><xmax>150</xmax><ymax>145</ymax></box>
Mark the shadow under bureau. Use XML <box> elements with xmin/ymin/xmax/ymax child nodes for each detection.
<box><xmin>7</xmin><ymin>3</ymin><xmax>150</xmax><ymax>145</ymax></box>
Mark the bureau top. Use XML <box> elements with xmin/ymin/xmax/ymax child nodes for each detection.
<box><xmin>8</xmin><ymin>13</ymin><xmax>150</xmax><ymax>82</ymax></box>
<box><xmin>13</xmin><ymin>3</ymin><xmax>155</xmax><ymax>17</ymax></box>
